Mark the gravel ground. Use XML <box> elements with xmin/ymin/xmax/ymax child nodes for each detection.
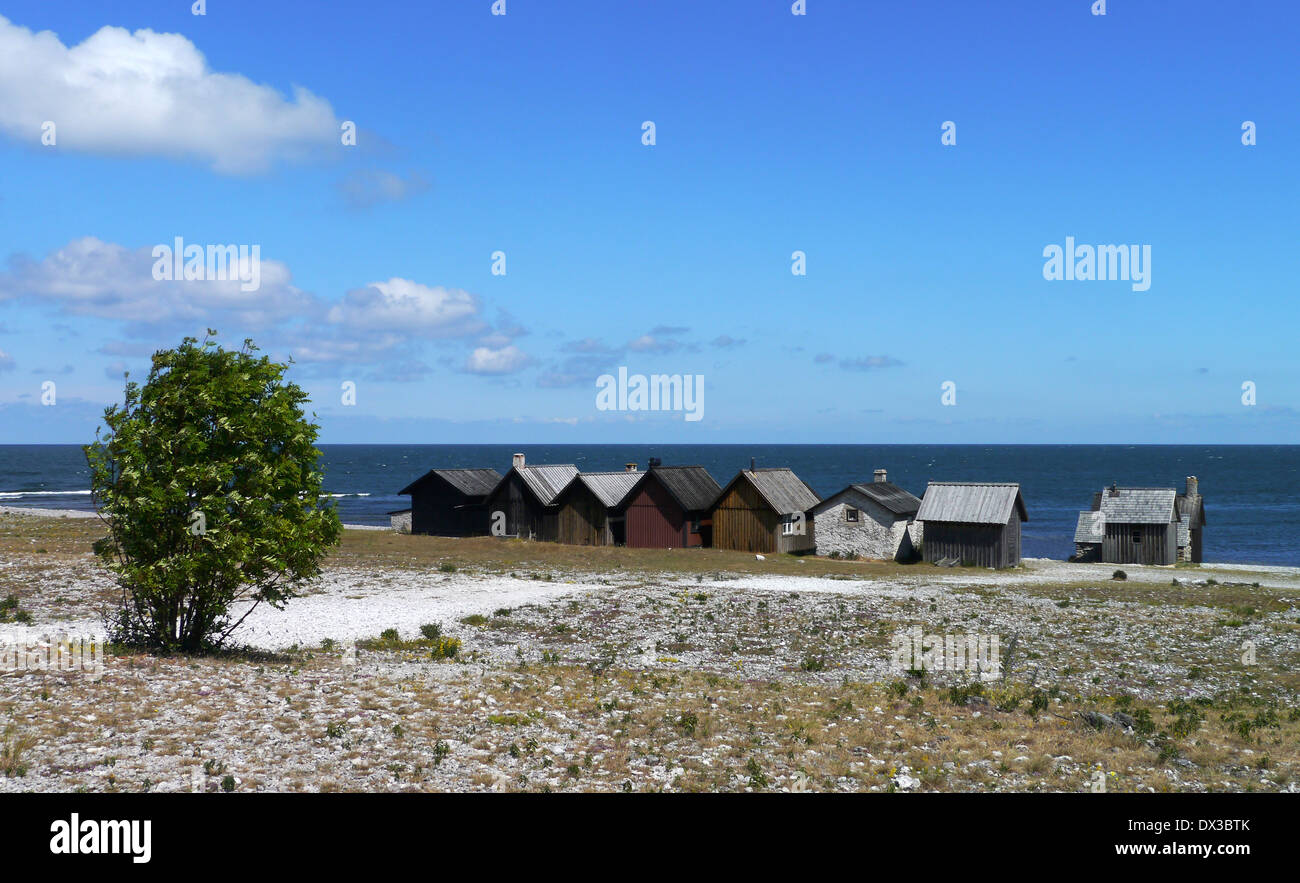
<box><xmin>1</xmin><ymin>511</ymin><xmax>1298</xmax><ymax>793</ymax></box>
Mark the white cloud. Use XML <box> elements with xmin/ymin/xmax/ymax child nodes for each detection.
<box><xmin>327</xmin><ymin>279</ymin><xmax>486</xmax><ymax>338</ymax></box>
<box><xmin>0</xmin><ymin>348</ymin><xmax>14</xmax><ymax>373</ymax></box>
<box><xmin>0</xmin><ymin>15</ymin><xmax>340</xmax><ymax>173</ymax></box>
<box><xmin>0</xmin><ymin>236</ymin><xmax>311</xmax><ymax>328</ymax></box>
<box><xmin>0</xmin><ymin>239</ymin><xmax>538</xmax><ymax>375</ymax></box>
<box><xmin>464</xmin><ymin>345</ymin><xmax>532</xmax><ymax>375</ymax></box>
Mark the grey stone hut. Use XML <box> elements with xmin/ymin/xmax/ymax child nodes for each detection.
<box><xmin>811</xmin><ymin>468</ymin><xmax>922</xmax><ymax>560</ymax></box>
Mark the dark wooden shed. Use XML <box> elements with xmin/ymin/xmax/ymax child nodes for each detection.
<box><xmin>916</xmin><ymin>482</ymin><xmax>1028</xmax><ymax>568</ymax></box>
<box><xmin>553</xmin><ymin>470</ymin><xmax>642</xmax><ymax>546</ymax></box>
<box><xmin>397</xmin><ymin>468</ymin><xmax>501</xmax><ymax>536</ymax></box>
<box><xmin>622</xmin><ymin>465</ymin><xmax>721</xmax><ymax>548</ymax></box>
<box><xmin>709</xmin><ymin>468</ymin><xmax>821</xmax><ymax>554</ymax></box>
<box><xmin>483</xmin><ymin>455</ymin><xmax>577</xmax><ymax>542</ymax></box>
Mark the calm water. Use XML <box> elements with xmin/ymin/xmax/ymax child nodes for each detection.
<box><xmin>1</xmin><ymin>444</ymin><xmax>1296</xmax><ymax>565</ymax></box>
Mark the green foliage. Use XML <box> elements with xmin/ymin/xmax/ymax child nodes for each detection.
<box><xmin>419</xmin><ymin>623</ymin><xmax>443</xmax><ymax>641</ymax></box>
<box><xmin>0</xmin><ymin>595</ymin><xmax>33</xmax><ymax>624</ymax></box>
<box><xmin>430</xmin><ymin>637</ymin><xmax>461</xmax><ymax>660</ymax></box>
<box><xmin>85</xmin><ymin>333</ymin><xmax>341</xmax><ymax>652</ymax></box>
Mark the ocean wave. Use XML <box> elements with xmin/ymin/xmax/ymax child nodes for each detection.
<box><xmin>0</xmin><ymin>490</ymin><xmax>93</xmax><ymax>499</ymax></box>
<box><xmin>319</xmin><ymin>493</ymin><xmax>371</xmax><ymax>498</ymax></box>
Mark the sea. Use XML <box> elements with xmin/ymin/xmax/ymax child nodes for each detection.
<box><xmin>1</xmin><ymin>444</ymin><xmax>1296</xmax><ymax>566</ymax></box>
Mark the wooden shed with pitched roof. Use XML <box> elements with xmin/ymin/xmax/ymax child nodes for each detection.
<box><xmin>916</xmin><ymin>481</ymin><xmax>1028</xmax><ymax>568</ymax></box>
<box><xmin>621</xmin><ymin>464</ymin><xmax>722</xmax><ymax>549</ymax></box>
<box><xmin>553</xmin><ymin>469</ymin><xmax>643</xmax><ymax>546</ymax></box>
<box><xmin>709</xmin><ymin>467</ymin><xmax>822</xmax><ymax>554</ymax></box>
<box><xmin>397</xmin><ymin>467</ymin><xmax>502</xmax><ymax>536</ymax></box>
<box><xmin>483</xmin><ymin>454</ymin><xmax>578</xmax><ymax>542</ymax></box>
<box><xmin>1075</xmin><ymin>484</ymin><xmax>1182</xmax><ymax>565</ymax></box>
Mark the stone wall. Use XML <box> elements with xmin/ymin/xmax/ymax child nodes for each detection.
<box><xmin>389</xmin><ymin>509</ymin><xmax>412</xmax><ymax>534</ymax></box>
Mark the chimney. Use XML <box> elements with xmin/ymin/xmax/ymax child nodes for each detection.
<box><xmin>874</xmin><ymin>468</ymin><xmax>887</xmax><ymax>483</ymax></box>
<box><xmin>649</xmin><ymin>457</ymin><xmax>662</xmax><ymax>470</ymax></box>
<box><xmin>1186</xmin><ymin>476</ymin><xmax>1198</xmax><ymax>497</ymax></box>
<box><xmin>512</xmin><ymin>452</ymin><xmax>525</xmax><ymax>471</ymax></box>
<box><xmin>1108</xmin><ymin>482</ymin><xmax>1119</xmax><ymax>497</ymax></box>
<box><xmin>750</xmin><ymin>457</ymin><xmax>756</xmax><ymax>472</ymax></box>
<box><xmin>625</xmin><ymin>462</ymin><xmax>638</xmax><ymax>472</ymax></box>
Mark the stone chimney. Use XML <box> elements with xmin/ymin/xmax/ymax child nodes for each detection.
<box><xmin>1108</xmin><ymin>483</ymin><xmax>1119</xmax><ymax>497</ymax></box>
<box><xmin>1186</xmin><ymin>476</ymin><xmax>1198</xmax><ymax>497</ymax></box>
<box><xmin>624</xmin><ymin>462</ymin><xmax>638</xmax><ymax>472</ymax></box>
<box><xmin>750</xmin><ymin>457</ymin><xmax>756</xmax><ymax>472</ymax></box>
<box><xmin>512</xmin><ymin>452</ymin><xmax>525</xmax><ymax>471</ymax></box>
<box><xmin>874</xmin><ymin>468</ymin><xmax>888</xmax><ymax>483</ymax></box>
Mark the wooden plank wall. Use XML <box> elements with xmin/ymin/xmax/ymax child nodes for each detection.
<box><xmin>1103</xmin><ymin>521</ymin><xmax>1175</xmax><ymax>565</ymax></box>
<box><xmin>923</xmin><ymin>522</ymin><xmax>1010</xmax><ymax>568</ymax></box>
<box><xmin>711</xmin><ymin>479</ymin><xmax>777</xmax><ymax>553</ymax></box>
<box><xmin>557</xmin><ymin>487</ymin><xmax>609</xmax><ymax>546</ymax></box>
<box><xmin>624</xmin><ymin>478</ymin><xmax>686</xmax><ymax>548</ymax></box>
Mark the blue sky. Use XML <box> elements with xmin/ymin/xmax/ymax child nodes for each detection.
<box><xmin>0</xmin><ymin>0</ymin><xmax>1296</xmax><ymax>444</ymax></box>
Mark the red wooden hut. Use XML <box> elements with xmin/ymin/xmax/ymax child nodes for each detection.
<box><xmin>621</xmin><ymin>465</ymin><xmax>721</xmax><ymax>548</ymax></box>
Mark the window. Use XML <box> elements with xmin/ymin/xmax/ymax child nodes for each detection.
<box><xmin>782</xmin><ymin>518</ymin><xmax>796</xmax><ymax>536</ymax></box>
<box><xmin>845</xmin><ymin>507</ymin><xmax>860</xmax><ymax>523</ymax></box>
<box><xmin>1132</xmin><ymin>528</ymin><xmax>1142</xmax><ymax>544</ymax></box>
<box><xmin>689</xmin><ymin>520</ymin><xmax>701</xmax><ymax>533</ymax></box>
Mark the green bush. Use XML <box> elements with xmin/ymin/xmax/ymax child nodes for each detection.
<box><xmin>85</xmin><ymin>333</ymin><xmax>341</xmax><ymax>652</ymax></box>
<box><xmin>430</xmin><ymin>637</ymin><xmax>461</xmax><ymax>660</ymax></box>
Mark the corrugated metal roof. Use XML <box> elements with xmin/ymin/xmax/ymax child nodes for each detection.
<box><xmin>398</xmin><ymin>467</ymin><xmax>501</xmax><ymax>497</ymax></box>
<box><xmin>811</xmin><ymin>481</ymin><xmax>921</xmax><ymax>518</ymax></box>
<box><xmin>1097</xmin><ymin>487</ymin><xmax>1177</xmax><ymax>524</ymax></box>
<box><xmin>735</xmin><ymin>468</ymin><xmax>821</xmax><ymax>515</ymax></box>
<box><xmin>649</xmin><ymin>466</ymin><xmax>722</xmax><ymax>512</ymax></box>
<box><xmin>1075</xmin><ymin>510</ymin><xmax>1105</xmax><ymax>543</ymax></box>
<box><xmin>568</xmin><ymin>471</ymin><xmax>642</xmax><ymax>508</ymax></box>
<box><xmin>516</xmin><ymin>464</ymin><xmax>580</xmax><ymax>505</ymax></box>
<box><xmin>916</xmin><ymin>482</ymin><xmax>1028</xmax><ymax>524</ymax></box>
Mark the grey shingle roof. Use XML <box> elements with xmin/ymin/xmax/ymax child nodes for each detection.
<box><xmin>716</xmin><ymin>468</ymin><xmax>821</xmax><ymax>515</ymax></box>
<box><xmin>1074</xmin><ymin>510</ymin><xmax>1105</xmax><ymax>543</ymax></box>
<box><xmin>564</xmin><ymin>471</ymin><xmax>642</xmax><ymax>508</ymax></box>
<box><xmin>812</xmin><ymin>482</ymin><xmax>921</xmax><ymax>518</ymax></box>
<box><xmin>645</xmin><ymin>466</ymin><xmax>721</xmax><ymax>512</ymax></box>
<box><xmin>516</xmin><ymin>464</ymin><xmax>580</xmax><ymax>505</ymax></box>
<box><xmin>1097</xmin><ymin>487</ymin><xmax>1177</xmax><ymax>524</ymax></box>
<box><xmin>916</xmin><ymin>482</ymin><xmax>1028</xmax><ymax>524</ymax></box>
<box><xmin>399</xmin><ymin>467</ymin><xmax>502</xmax><ymax>497</ymax></box>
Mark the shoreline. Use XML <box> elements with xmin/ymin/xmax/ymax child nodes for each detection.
<box><xmin>0</xmin><ymin>504</ymin><xmax>382</xmax><ymax>532</ymax></box>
